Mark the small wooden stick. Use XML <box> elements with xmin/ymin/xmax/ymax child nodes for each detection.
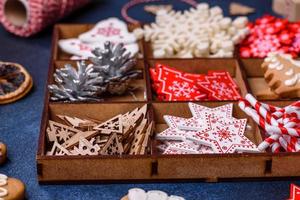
<box><xmin>140</xmin><ymin>122</ymin><xmax>154</xmax><ymax>155</ymax></box>
<box><xmin>144</xmin><ymin>4</ymin><xmax>173</xmax><ymax>15</ymax></box>
<box><xmin>229</xmin><ymin>2</ymin><xmax>255</xmax><ymax>15</ymax></box>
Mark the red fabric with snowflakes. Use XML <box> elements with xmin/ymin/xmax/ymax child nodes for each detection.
<box><xmin>150</xmin><ymin>64</ymin><xmax>241</xmax><ymax>101</ymax></box>
<box><xmin>239</xmin><ymin>15</ymin><xmax>300</xmax><ymax>58</ymax></box>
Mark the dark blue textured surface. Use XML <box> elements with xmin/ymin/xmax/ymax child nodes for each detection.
<box><xmin>0</xmin><ymin>0</ymin><xmax>298</xmax><ymax>199</ymax></box>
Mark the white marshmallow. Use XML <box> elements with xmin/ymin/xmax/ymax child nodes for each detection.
<box><xmin>219</xmin><ymin>17</ymin><xmax>232</xmax><ymax>29</ymax></box>
<box><xmin>147</xmin><ymin>190</ymin><xmax>168</xmax><ymax>200</ymax></box>
<box><xmin>153</xmin><ymin>49</ymin><xmax>166</xmax><ymax>58</ymax></box>
<box><xmin>196</xmin><ymin>3</ymin><xmax>209</xmax><ymax>11</ymax></box>
<box><xmin>210</xmin><ymin>6</ymin><xmax>223</xmax><ymax>16</ymax></box>
<box><xmin>196</xmin><ymin>42</ymin><xmax>210</xmax><ymax>54</ymax></box>
<box><xmin>168</xmin><ymin>195</ymin><xmax>185</xmax><ymax>200</ymax></box>
<box><xmin>233</xmin><ymin>16</ymin><xmax>248</xmax><ymax>29</ymax></box>
<box><xmin>221</xmin><ymin>40</ymin><xmax>234</xmax><ymax>52</ymax></box>
<box><xmin>128</xmin><ymin>188</ymin><xmax>147</xmax><ymax>200</ymax></box>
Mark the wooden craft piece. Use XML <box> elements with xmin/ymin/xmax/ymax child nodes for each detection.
<box><xmin>46</xmin><ymin>121</ymin><xmax>82</xmax><ymax>143</ymax></box>
<box><xmin>47</xmin><ymin>104</ymin><xmax>150</xmax><ymax>156</ymax></box>
<box><xmin>94</xmin><ymin>114</ymin><xmax>123</xmax><ymax>134</ymax></box>
<box><xmin>273</xmin><ymin>0</ymin><xmax>287</xmax><ymax>15</ymax></box>
<box><xmin>0</xmin><ymin>143</ymin><xmax>7</xmax><ymax>165</ymax></box>
<box><xmin>139</xmin><ymin>122</ymin><xmax>154</xmax><ymax>155</ymax></box>
<box><xmin>46</xmin><ymin>141</ymin><xmax>70</xmax><ymax>156</ymax></box>
<box><xmin>144</xmin><ymin>4</ymin><xmax>173</xmax><ymax>15</ymax></box>
<box><xmin>122</xmin><ymin>107</ymin><xmax>147</xmax><ymax>153</ymax></box>
<box><xmin>122</xmin><ymin>105</ymin><xmax>147</xmax><ymax>133</ymax></box>
<box><xmin>71</xmin><ymin>137</ymin><xmax>100</xmax><ymax>156</ymax></box>
<box><xmin>64</xmin><ymin>130</ymin><xmax>98</xmax><ymax>149</ymax></box>
<box><xmin>100</xmin><ymin>133</ymin><xmax>124</xmax><ymax>155</ymax></box>
<box><xmin>123</xmin><ymin>134</ymin><xmax>136</xmax><ymax>154</ymax></box>
<box><xmin>229</xmin><ymin>2</ymin><xmax>255</xmax><ymax>15</ymax></box>
<box><xmin>95</xmin><ymin>135</ymin><xmax>109</xmax><ymax>145</ymax></box>
<box><xmin>57</xmin><ymin>115</ymin><xmax>96</xmax><ymax>130</ymax></box>
<box><xmin>262</xmin><ymin>53</ymin><xmax>300</xmax><ymax>98</ymax></box>
<box><xmin>273</xmin><ymin>0</ymin><xmax>300</xmax><ymax>21</ymax></box>
<box><xmin>122</xmin><ymin>114</ymin><xmax>144</xmax><ymax>143</ymax></box>
<box><xmin>0</xmin><ymin>174</ymin><xmax>25</xmax><ymax>200</ymax></box>
<box><xmin>129</xmin><ymin>119</ymin><xmax>148</xmax><ymax>155</ymax></box>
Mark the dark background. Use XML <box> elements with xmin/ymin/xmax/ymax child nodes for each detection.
<box><xmin>0</xmin><ymin>0</ymin><xmax>296</xmax><ymax>199</ymax></box>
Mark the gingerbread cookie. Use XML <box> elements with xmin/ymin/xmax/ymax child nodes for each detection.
<box><xmin>0</xmin><ymin>143</ymin><xmax>7</xmax><ymax>165</ymax></box>
<box><xmin>262</xmin><ymin>53</ymin><xmax>300</xmax><ymax>98</ymax></box>
<box><xmin>0</xmin><ymin>62</ymin><xmax>33</xmax><ymax>104</ymax></box>
<box><xmin>0</xmin><ymin>174</ymin><xmax>25</xmax><ymax>200</ymax></box>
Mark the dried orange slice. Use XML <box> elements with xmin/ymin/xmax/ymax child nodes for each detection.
<box><xmin>0</xmin><ymin>62</ymin><xmax>32</xmax><ymax>104</ymax></box>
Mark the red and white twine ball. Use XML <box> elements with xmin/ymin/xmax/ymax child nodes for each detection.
<box><xmin>0</xmin><ymin>0</ymin><xmax>90</xmax><ymax>37</ymax></box>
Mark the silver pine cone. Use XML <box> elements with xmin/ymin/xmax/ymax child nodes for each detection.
<box><xmin>49</xmin><ymin>41</ymin><xmax>141</xmax><ymax>101</ymax></box>
<box><xmin>48</xmin><ymin>61</ymin><xmax>106</xmax><ymax>101</ymax></box>
<box><xmin>89</xmin><ymin>42</ymin><xmax>140</xmax><ymax>95</ymax></box>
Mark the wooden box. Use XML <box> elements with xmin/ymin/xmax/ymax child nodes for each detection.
<box><xmin>37</xmin><ymin>24</ymin><xmax>300</xmax><ymax>183</ymax></box>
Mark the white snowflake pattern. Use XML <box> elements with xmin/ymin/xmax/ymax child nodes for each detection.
<box><xmin>210</xmin><ymin>81</ymin><xmax>234</xmax><ymax>97</ymax></box>
<box><xmin>168</xmin><ymin>81</ymin><xmax>195</xmax><ymax>97</ymax></box>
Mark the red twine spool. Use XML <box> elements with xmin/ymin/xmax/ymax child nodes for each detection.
<box><xmin>0</xmin><ymin>0</ymin><xmax>90</xmax><ymax>37</ymax></box>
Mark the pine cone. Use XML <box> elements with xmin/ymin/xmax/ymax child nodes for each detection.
<box><xmin>49</xmin><ymin>42</ymin><xmax>141</xmax><ymax>101</ymax></box>
<box><xmin>48</xmin><ymin>61</ymin><xmax>106</xmax><ymax>101</ymax></box>
<box><xmin>89</xmin><ymin>42</ymin><xmax>141</xmax><ymax>95</ymax></box>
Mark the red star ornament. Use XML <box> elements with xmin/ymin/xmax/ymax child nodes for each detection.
<box><xmin>189</xmin><ymin>116</ymin><xmax>259</xmax><ymax>153</ymax></box>
<box><xmin>197</xmin><ymin>71</ymin><xmax>241</xmax><ymax>101</ymax></box>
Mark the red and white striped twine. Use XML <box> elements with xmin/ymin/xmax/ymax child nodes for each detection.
<box><xmin>239</xmin><ymin>94</ymin><xmax>300</xmax><ymax>153</ymax></box>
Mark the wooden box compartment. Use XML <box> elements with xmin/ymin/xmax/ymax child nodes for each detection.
<box><xmin>52</xmin><ymin>24</ymin><xmax>144</xmax><ymax>60</ymax></box>
<box><xmin>151</xmin><ymin>102</ymin><xmax>267</xmax><ymax>180</ymax></box>
<box><xmin>151</xmin><ymin>101</ymin><xmax>300</xmax><ymax>181</ymax></box>
<box><xmin>48</xmin><ymin>59</ymin><xmax>149</xmax><ymax>102</ymax></box>
<box><xmin>240</xmin><ymin>58</ymin><xmax>276</xmax><ymax>100</ymax></box>
<box><xmin>240</xmin><ymin>59</ymin><xmax>300</xmax><ymax>101</ymax></box>
<box><xmin>37</xmin><ymin>102</ymin><xmax>156</xmax><ymax>183</ymax></box>
<box><xmin>146</xmin><ymin>58</ymin><xmax>249</xmax><ymax>101</ymax></box>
